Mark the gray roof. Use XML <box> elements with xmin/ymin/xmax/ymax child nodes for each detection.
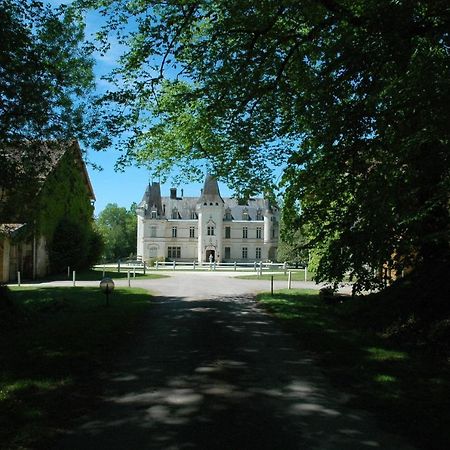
<box><xmin>138</xmin><ymin>177</ymin><xmax>276</xmax><ymax>220</ymax></box>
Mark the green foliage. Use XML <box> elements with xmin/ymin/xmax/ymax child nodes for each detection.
<box><xmin>49</xmin><ymin>219</ymin><xmax>89</xmax><ymax>271</ymax></box>
<box><xmin>76</xmin><ymin>0</ymin><xmax>450</xmax><ymax>290</ymax></box>
<box><xmin>37</xmin><ymin>147</ymin><xmax>94</xmax><ymax>239</ymax></box>
<box><xmin>96</xmin><ymin>203</ymin><xmax>137</xmax><ymax>261</ymax></box>
<box><xmin>277</xmin><ymin>221</ymin><xmax>309</xmax><ymax>267</ymax></box>
<box><xmin>0</xmin><ymin>0</ymin><xmax>95</xmax><ymax>178</ymax></box>
<box><xmin>87</xmin><ymin>227</ymin><xmax>104</xmax><ymax>266</ymax></box>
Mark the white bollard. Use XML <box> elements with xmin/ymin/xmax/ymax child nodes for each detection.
<box><xmin>173</xmin><ymin>261</ymin><xmax>176</xmax><ymax>271</ymax></box>
<box><xmin>17</xmin><ymin>271</ymin><xmax>21</xmax><ymax>287</ymax></box>
<box><xmin>283</xmin><ymin>262</ymin><xmax>287</xmax><ymax>275</ymax></box>
<box><xmin>234</xmin><ymin>261</ymin><xmax>237</xmax><ymax>271</ymax></box>
<box><xmin>259</xmin><ymin>262</ymin><xmax>263</xmax><ymax>277</ymax></box>
<box><xmin>288</xmin><ymin>271</ymin><xmax>292</xmax><ymax>289</ymax></box>
<box><xmin>193</xmin><ymin>260</ymin><xmax>196</xmax><ymax>270</ymax></box>
<box><xmin>103</xmin><ymin>264</ymin><xmax>106</xmax><ymax>278</ymax></box>
<box><xmin>73</xmin><ymin>270</ymin><xmax>76</xmax><ymax>287</ymax></box>
<box><xmin>133</xmin><ymin>267</ymin><xmax>136</xmax><ymax>278</ymax></box>
<box><xmin>305</xmin><ymin>266</ymin><xmax>308</xmax><ymax>282</ymax></box>
<box><xmin>67</xmin><ymin>266</ymin><xmax>70</xmax><ymax>279</ymax></box>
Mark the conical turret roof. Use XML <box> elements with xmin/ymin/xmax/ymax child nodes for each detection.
<box><xmin>198</xmin><ymin>173</ymin><xmax>224</xmax><ymax>204</ymax></box>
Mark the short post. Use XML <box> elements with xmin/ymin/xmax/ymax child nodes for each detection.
<box><xmin>67</xmin><ymin>266</ymin><xmax>70</xmax><ymax>279</ymax></box>
<box><xmin>102</xmin><ymin>264</ymin><xmax>106</xmax><ymax>278</ymax></box>
<box><xmin>155</xmin><ymin>260</ymin><xmax>159</xmax><ymax>270</ymax></box>
<box><xmin>133</xmin><ymin>267</ymin><xmax>136</xmax><ymax>278</ymax></box>
<box><xmin>288</xmin><ymin>271</ymin><xmax>292</xmax><ymax>289</ymax></box>
<box><xmin>254</xmin><ymin>261</ymin><xmax>257</xmax><ymax>271</ymax></box>
<box><xmin>127</xmin><ymin>270</ymin><xmax>130</xmax><ymax>287</ymax></box>
<box><xmin>271</xmin><ymin>275</ymin><xmax>274</xmax><ymax>296</ymax></box>
<box><xmin>73</xmin><ymin>270</ymin><xmax>76</xmax><ymax>287</ymax></box>
<box><xmin>259</xmin><ymin>262</ymin><xmax>263</xmax><ymax>277</ymax></box>
<box><xmin>305</xmin><ymin>266</ymin><xmax>308</xmax><ymax>282</ymax></box>
<box><xmin>117</xmin><ymin>260</ymin><xmax>121</xmax><ymax>273</ymax></box>
<box><xmin>193</xmin><ymin>260</ymin><xmax>196</xmax><ymax>270</ymax></box>
<box><xmin>283</xmin><ymin>261</ymin><xmax>287</xmax><ymax>275</ymax></box>
<box><xmin>234</xmin><ymin>261</ymin><xmax>237</xmax><ymax>271</ymax></box>
<box><xmin>100</xmin><ymin>277</ymin><xmax>114</xmax><ymax>307</ymax></box>
<box><xmin>173</xmin><ymin>260</ymin><xmax>176</xmax><ymax>271</ymax></box>
<box><xmin>17</xmin><ymin>271</ymin><xmax>21</xmax><ymax>287</ymax></box>
<box><xmin>143</xmin><ymin>262</ymin><xmax>146</xmax><ymax>275</ymax></box>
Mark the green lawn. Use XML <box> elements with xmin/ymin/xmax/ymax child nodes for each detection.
<box><xmin>0</xmin><ymin>286</ymin><xmax>152</xmax><ymax>449</ymax></box>
<box><xmin>42</xmin><ymin>268</ymin><xmax>168</xmax><ymax>281</ymax></box>
<box><xmin>237</xmin><ymin>270</ymin><xmax>315</xmax><ymax>282</ymax></box>
<box><xmin>258</xmin><ymin>289</ymin><xmax>450</xmax><ymax>450</ymax></box>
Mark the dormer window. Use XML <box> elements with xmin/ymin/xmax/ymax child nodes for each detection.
<box><xmin>256</xmin><ymin>208</ymin><xmax>263</xmax><ymax>220</ymax></box>
<box><xmin>191</xmin><ymin>210</ymin><xmax>197</xmax><ymax>219</ymax></box>
<box><xmin>224</xmin><ymin>208</ymin><xmax>232</xmax><ymax>221</ymax></box>
<box><xmin>172</xmin><ymin>208</ymin><xmax>179</xmax><ymax>219</ymax></box>
<box><xmin>151</xmin><ymin>210</ymin><xmax>157</xmax><ymax>219</ymax></box>
<box><xmin>242</xmin><ymin>208</ymin><xmax>249</xmax><ymax>221</ymax></box>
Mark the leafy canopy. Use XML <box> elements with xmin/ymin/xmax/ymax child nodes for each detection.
<box><xmin>76</xmin><ymin>0</ymin><xmax>450</xmax><ymax>290</ymax></box>
<box><xmin>0</xmin><ymin>0</ymin><xmax>96</xmax><ymax>206</ymax></box>
<box><xmin>96</xmin><ymin>203</ymin><xmax>137</xmax><ymax>261</ymax></box>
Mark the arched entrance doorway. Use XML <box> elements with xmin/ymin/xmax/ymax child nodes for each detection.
<box><xmin>205</xmin><ymin>249</ymin><xmax>215</xmax><ymax>262</ymax></box>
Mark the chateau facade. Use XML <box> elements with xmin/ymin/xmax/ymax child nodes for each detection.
<box><xmin>137</xmin><ymin>175</ymin><xmax>279</xmax><ymax>264</ymax></box>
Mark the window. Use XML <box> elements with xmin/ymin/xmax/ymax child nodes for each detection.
<box><xmin>224</xmin><ymin>247</ymin><xmax>231</xmax><ymax>259</ymax></box>
<box><xmin>150</xmin><ymin>226</ymin><xmax>157</xmax><ymax>237</ymax></box>
<box><xmin>190</xmin><ymin>211</ymin><xmax>197</xmax><ymax>219</ymax></box>
<box><xmin>207</xmin><ymin>226</ymin><xmax>215</xmax><ymax>236</ymax></box>
<box><xmin>151</xmin><ymin>210</ymin><xmax>157</xmax><ymax>219</ymax></box>
<box><xmin>167</xmin><ymin>246</ymin><xmax>181</xmax><ymax>258</ymax></box>
<box><xmin>189</xmin><ymin>227</ymin><xmax>195</xmax><ymax>238</ymax></box>
<box><xmin>256</xmin><ymin>227</ymin><xmax>262</xmax><ymax>239</ymax></box>
<box><xmin>242</xmin><ymin>227</ymin><xmax>248</xmax><ymax>239</ymax></box>
<box><xmin>172</xmin><ymin>208</ymin><xmax>178</xmax><ymax>219</ymax></box>
<box><xmin>256</xmin><ymin>247</ymin><xmax>261</xmax><ymax>259</ymax></box>
<box><xmin>224</xmin><ymin>208</ymin><xmax>232</xmax><ymax>220</ymax></box>
<box><xmin>256</xmin><ymin>209</ymin><xmax>263</xmax><ymax>220</ymax></box>
<box><xmin>242</xmin><ymin>208</ymin><xmax>249</xmax><ymax>220</ymax></box>
<box><xmin>272</xmin><ymin>228</ymin><xmax>276</xmax><ymax>239</ymax></box>
<box><xmin>242</xmin><ymin>247</ymin><xmax>248</xmax><ymax>259</ymax></box>
<box><xmin>172</xmin><ymin>226</ymin><xmax>177</xmax><ymax>238</ymax></box>
<box><xmin>225</xmin><ymin>226</ymin><xmax>231</xmax><ymax>239</ymax></box>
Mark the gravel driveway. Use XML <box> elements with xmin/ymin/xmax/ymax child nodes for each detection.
<box><xmin>53</xmin><ymin>273</ymin><xmax>412</xmax><ymax>449</ymax></box>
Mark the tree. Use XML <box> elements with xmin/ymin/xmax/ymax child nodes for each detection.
<box><xmin>96</xmin><ymin>203</ymin><xmax>137</xmax><ymax>261</ymax></box>
<box><xmin>0</xmin><ymin>0</ymin><xmax>95</xmax><ymax>210</ymax></box>
<box><xmin>77</xmin><ymin>0</ymin><xmax>450</xmax><ymax>291</ymax></box>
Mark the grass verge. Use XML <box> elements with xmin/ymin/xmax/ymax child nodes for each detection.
<box><xmin>42</xmin><ymin>268</ymin><xmax>168</xmax><ymax>282</ymax></box>
<box><xmin>258</xmin><ymin>289</ymin><xmax>450</xmax><ymax>450</ymax></box>
<box><xmin>237</xmin><ymin>271</ymin><xmax>315</xmax><ymax>282</ymax></box>
<box><xmin>0</xmin><ymin>286</ymin><xmax>151</xmax><ymax>449</ymax></box>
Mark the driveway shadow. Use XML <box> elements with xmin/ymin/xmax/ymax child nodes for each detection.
<box><xmin>56</xmin><ymin>295</ymin><xmax>412</xmax><ymax>449</ymax></box>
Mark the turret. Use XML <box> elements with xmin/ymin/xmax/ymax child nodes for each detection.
<box><xmin>197</xmin><ymin>174</ymin><xmax>224</xmax><ymax>263</ymax></box>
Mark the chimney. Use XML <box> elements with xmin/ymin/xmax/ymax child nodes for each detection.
<box><xmin>170</xmin><ymin>188</ymin><xmax>177</xmax><ymax>199</ymax></box>
<box><xmin>181</xmin><ymin>188</ymin><xmax>184</xmax><ymax>197</ymax></box>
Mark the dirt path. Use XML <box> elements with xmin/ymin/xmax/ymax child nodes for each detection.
<box><xmin>55</xmin><ymin>276</ymin><xmax>413</xmax><ymax>450</ymax></box>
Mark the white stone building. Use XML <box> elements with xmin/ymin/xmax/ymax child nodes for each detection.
<box><xmin>136</xmin><ymin>175</ymin><xmax>279</xmax><ymax>264</ymax></box>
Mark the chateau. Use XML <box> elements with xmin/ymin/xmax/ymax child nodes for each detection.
<box><xmin>137</xmin><ymin>175</ymin><xmax>279</xmax><ymax>264</ymax></box>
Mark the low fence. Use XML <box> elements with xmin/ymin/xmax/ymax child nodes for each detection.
<box><xmin>93</xmin><ymin>260</ymin><xmax>309</xmax><ymax>280</ymax></box>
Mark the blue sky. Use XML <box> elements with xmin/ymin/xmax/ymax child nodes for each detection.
<box><xmin>45</xmin><ymin>0</ymin><xmax>235</xmax><ymax>215</ymax></box>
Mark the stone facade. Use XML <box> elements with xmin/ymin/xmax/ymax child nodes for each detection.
<box><xmin>137</xmin><ymin>175</ymin><xmax>279</xmax><ymax>264</ymax></box>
